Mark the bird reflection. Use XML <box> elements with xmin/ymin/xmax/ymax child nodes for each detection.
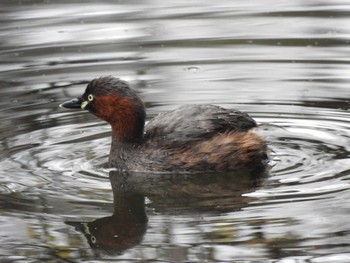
<box><xmin>66</xmin><ymin>173</ymin><xmax>147</xmax><ymax>255</ymax></box>
<box><xmin>66</xmin><ymin>166</ymin><xmax>267</xmax><ymax>255</ymax></box>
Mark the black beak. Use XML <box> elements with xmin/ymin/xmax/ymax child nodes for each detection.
<box><xmin>59</xmin><ymin>98</ymin><xmax>83</xmax><ymax>109</ymax></box>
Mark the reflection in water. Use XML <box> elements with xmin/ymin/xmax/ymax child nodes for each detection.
<box><xmin>1</xmin><ymin>0</ymin><xmax>350</xmax><ymax>262</ymax></box>
<box><xmin>67</xmin><ymin>173</ymin><xmax>147</xmax><ymax>255</ymax></box>
<box><xmin>67</xmin><ymin>167</ymin><xmax>267</xmax><ymax>256</ymax></box>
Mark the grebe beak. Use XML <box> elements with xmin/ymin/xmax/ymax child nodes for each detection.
<box><xmin>59</xmin><ymin>98</ymin><xmax>84</xmax><ymax>109</ymax></box>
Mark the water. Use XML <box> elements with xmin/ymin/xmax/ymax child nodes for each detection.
<box><xmin>1</xmin><ymin>0</ymin><xmax>350</xmax><ymax>262</ymax></box>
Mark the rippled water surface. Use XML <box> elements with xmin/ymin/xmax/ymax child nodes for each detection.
<box><xmin>1</xmin><ymin>0</ymin><xmax>350</xmax><ymax>262</ymax></box>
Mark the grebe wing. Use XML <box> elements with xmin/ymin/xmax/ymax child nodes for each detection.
<box><xmin>144</xmin><ymin>104</ymin><xmax>256</xmax><ymax>147</ymax></box>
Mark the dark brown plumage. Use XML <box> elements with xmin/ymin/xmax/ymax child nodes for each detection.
<box><xmin>60</xmin><ymin>76</ymin><xmax>267</xmax><ymax>172</ymax></box>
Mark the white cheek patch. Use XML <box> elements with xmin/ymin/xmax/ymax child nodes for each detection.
<box><xmin>81</xmin><ymin>101</ymin><xmax>89</xmax><ymax>109</ymax></box>
<box><xmin>83</xmin><ymin>223</ymin><xmax>91</xmax><ymax>234</ymax></box>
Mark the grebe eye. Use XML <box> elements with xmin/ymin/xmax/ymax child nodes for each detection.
<box><xmin>88</xmin><ymin>94</ymin><xmax>94</xmax><ymax>101</ymax></box>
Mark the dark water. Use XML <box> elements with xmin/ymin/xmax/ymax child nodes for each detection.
<box><xmin>1</xmin><ymin>0</ymin><xmax>350</xmax><ymax>262</ymax></box>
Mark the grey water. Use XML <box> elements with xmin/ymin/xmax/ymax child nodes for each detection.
<box><xmin>1</xmin><ymin>0</ymin><xmax>350</xmax><ymax>262</ymax></box>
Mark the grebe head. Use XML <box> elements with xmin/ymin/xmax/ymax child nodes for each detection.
<box><xmin>60</xmin><ymin>76</ymin><xmax>146</xmax><ymax>143</ymax></box>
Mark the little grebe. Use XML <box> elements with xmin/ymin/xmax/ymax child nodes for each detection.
<box><xmin>60</xmin><ymin>76</ymin><xmax>267</xmax><ymax>172</ymax></box>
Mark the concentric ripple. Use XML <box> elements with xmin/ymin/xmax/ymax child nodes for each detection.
<box><xmin>1</xmin><ymin>0</ymin><xmax>350</xmax><ymax>261</ymax></box>
<box><xmin>251</xmin><ymin>106</ymin><xmax>350</xmax><ymax>200</ymax></box>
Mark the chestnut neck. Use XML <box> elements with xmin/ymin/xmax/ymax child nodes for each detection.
<box><xmin>108</xmin><ymin>107</ymin><xmax>145</xmax><ymax>169</ymax></box>
<box><xmin>109</xmin><ymin>110</ymin><xmax>145</xmax><ymax>144</ymax></box>
<box><xmin>94</xmin><ymin>94</ymin><xmax>145</xmax><ymax>144</ymax></box>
